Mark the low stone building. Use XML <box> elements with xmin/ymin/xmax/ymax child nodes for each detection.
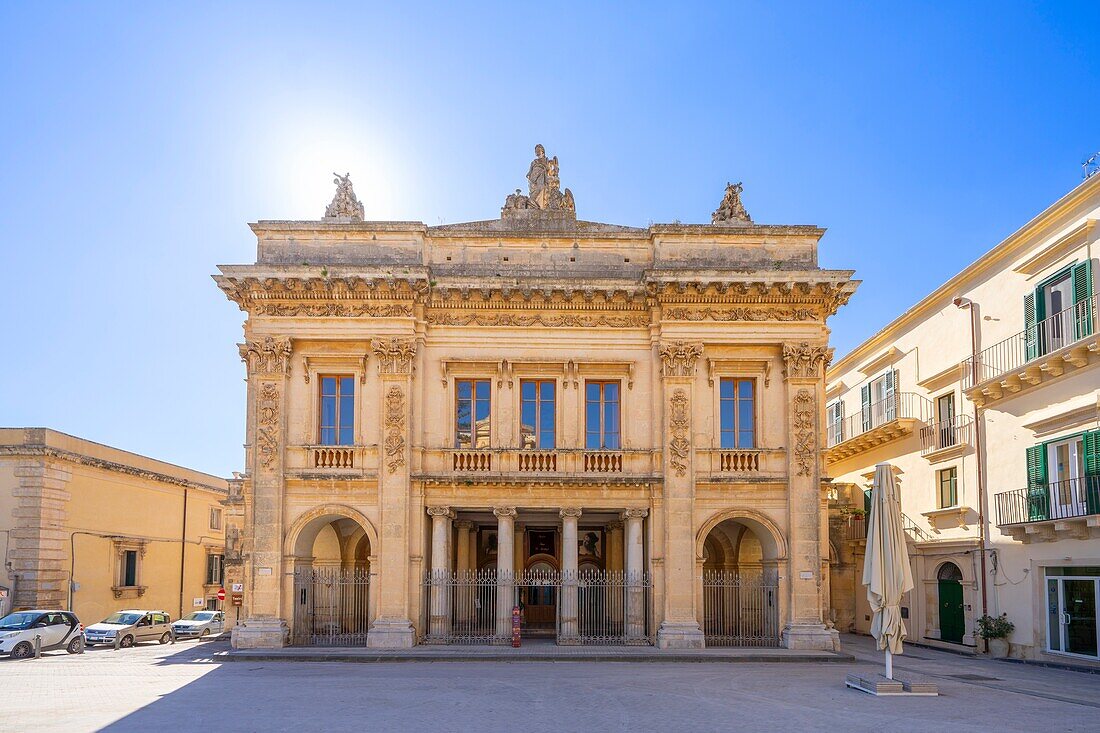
<box><xmin>0</xmin><ymin>428</ymin><xmax>228</xmax><ymax>624</ymax></box>
<box><xmin>215</xmin><ymin>147</ymin><xmax>858</xmax><ymax>650</ymax></box>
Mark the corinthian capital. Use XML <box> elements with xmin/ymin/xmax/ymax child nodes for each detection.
<box><xmin>239</xmin><ymin>336</ymin><xmax>293</xmax><ymax>376</ymax></box>
<box><xmin>659</xmin><ymin>340</ymin><xmax>704</xmax><ymax>378</ymax></box>
<box><xmin>782</xmin><ymin>341</ymin><xmax>833</xmax><ymax>380</ymax></box>
<box><xmin>373</xmin><ymin>337</ymin><xmax>417</xmax><ymax>375</ymax></box>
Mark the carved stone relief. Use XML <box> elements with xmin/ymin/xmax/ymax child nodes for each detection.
<box><xmin>324</xmin><ymin>172</ymin><xmax>365</xmax><ymax>221</ymax></box>
<box><xmin>502</xmin><ymin>143</ymin><xmax>575</xmax><ymax>215</ymax></box>
<box><xmin>373</xmin><ymin>337</ymin><xmax>417</xmax><ymax>375</ymax></box>
<box><xmin>253</xmin><ymin>303</ymin><xmax>413</xmax><ymax>318</ymax></box>
<box><xmin>256</xmin><ymin>382</ymin><xmax>280</xmax><ymax>470</ymax></box>
<box><xmin>240</xmin><ymin>336</ymin><xmax>293</xmax><ymax>376</ymax></box>
<box><xmin>782</xmin><ymin>341</ymin><xmax>834</xmax><ymax>380</ymax></box>
<box><xmin>659</xmin><ymin>341</ymin><xmax>704</xmax><ymax>378</ymax></box>
<box><xmin>663</xmin><ymin>307</ymin><xmax>817</xmax><ymax>322</ymax></box>
<box><xmin>668</xmin><ymin>389</ymin><xmax>691</xmax><ymax>477</ymax></box>
<box><xmin>383</xmin><ymin>386</ymin><xmax>407</xmax><ymax>474</ymax></box>
<box><xmin>427</xmin><ymin>311</ymin><xmax>650</xmax><ymax>328</ymax></box>
<box><xmin>792</xmin><ymin>389</ymin><xmax>816</xmax><ymax>477</ymax></box>
<box><xmin>711</xmin><ymin>181</ymin><xmax>752</xmax><ymax>225</ymax></box>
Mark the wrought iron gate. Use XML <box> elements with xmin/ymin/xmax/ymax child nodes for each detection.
<box><xmin>702</xmin><ymin>571</ymin><xmax>780</xmax><ymax>647</ymax></box>
<box><xmin>421</xmin><ymin>569</ymin><xmax>652</xmax><ymax>645</ymax></box>
<box><xmin>293</xmin><ymin>566</ymin><xmax>371</xmax><ymax>646</ymax></box>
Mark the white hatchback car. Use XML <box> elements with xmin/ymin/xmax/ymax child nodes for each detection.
<box><xmin>170</xmin><ymin>610</ymin><xmax>225</xmax><ymax>640</ymax></box>
<box><xmin>84</xmin><ymin>610</ymin><xmax>173</xmax><ymax>648</ymax></box>
<box><xmin>0</xmin><ymin>610</ymin><xmax>85</xmax><ymax>659</ymax></box>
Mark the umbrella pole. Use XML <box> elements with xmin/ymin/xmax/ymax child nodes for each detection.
<box><xmin>885</xmin><ymin>649</ymin><xmax>893</xmax><ymax>680</ymax></box>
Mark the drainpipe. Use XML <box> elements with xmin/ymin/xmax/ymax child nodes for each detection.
<box><xmin>179</xmin><ymin>488</ymin><xmax>188</xmax><ymax>620</ymax></box>
<box><xmin>954</xmin><ymin>296</ymin><xmax>990</xmax><ymax>622</ymax></box>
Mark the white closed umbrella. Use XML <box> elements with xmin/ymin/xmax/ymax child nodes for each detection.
<box><xmin>862</xmin><ymin>462</ymin><xmax>914</xmax><ymax>679</ymax></box>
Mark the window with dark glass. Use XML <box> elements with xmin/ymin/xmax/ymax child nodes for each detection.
<box><xmin>455</xmin><ymin>379</ymin><xmax>491</xmax><ymax>448</ymax></box>
<box><xmin>520</xmin><ymin>380</ymin><xmax>556</xmax><ymax>449</ymax></box>
<box><xmin>319</xmin><ymin>376</ymin><xmax>355</xmax><ymax>446</ymax></box>
<box><xmin>585</xmin><ymin>381</ymin><xmax>620</xmax><ymax>450</ymax></box>
<box><xmin>122</xmin><ymin>550</ymin><xmax>138</xmax><ymax>587</ymax></box>
<box><xmin>937</xmin><ymin>467</ymin><xmax>958</xmax><ymax>508</ymax></box>
<box><xmin>206</xmin><ymin>554</ymin><xmax>224</xmax><ymax>585</ymax></box>
<box><xmin>719</xmin><ymin>378</ymin><xmax>756</xmax><ymax>449</ymax></box>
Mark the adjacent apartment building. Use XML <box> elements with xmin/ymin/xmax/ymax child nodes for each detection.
<box><xmin>0</xmin><ymin>428</ymin><xmax>228</xmax><ymax>624</ymax></box>
<box><xmin>826</xmin><ymin>173</ymin><xmax>1100</xmax><ymax>664</ymax></box>
<box><xmin>214</xmin><ymin>147</ymin><xmax>858</xmax><ymax>650</ymax></box>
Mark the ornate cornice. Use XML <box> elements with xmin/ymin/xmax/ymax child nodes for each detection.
<box><xmin>663</xmin><ymin>306</ymin><xmax>818</xmax><ymax>322</ymax></box>
<box><xmin>427</xmin><ymin>311</ymin><xmax>650</xmax><ymax>328</ymax></box>
<box><xmin>240</xmin><ymin>336</ymin><xmax>293</xmax><ymax>376</ymax></box>
<box><xmin>782</xmin><ymin>341</ymin><xmax>833</xmax><ymax>380</ymax></box>
<box><xmin>254</xmin><ymin>303</ymin><xmax>413</xmax><ymax>318</ymax></box>
<box><xmin>659</xmin><ymin>341</ymin><xmax>704</xmax><ymax>378</ymax></box>
<box><xmin>373</xmin><ymin>338</ymin><xmax>417</xmax><ymax>375</ymax></box>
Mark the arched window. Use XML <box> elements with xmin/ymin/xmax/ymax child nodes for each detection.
<box><xmin>937</xmin><ymin>562</ymin><xmax>963</xmax><ymax>582</ymax></box>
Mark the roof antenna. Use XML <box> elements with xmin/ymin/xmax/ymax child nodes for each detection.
<box><xmin>1084</xmin><ymin>152</ymin><xmax>1100</xmax><ymax>180</ymax></box>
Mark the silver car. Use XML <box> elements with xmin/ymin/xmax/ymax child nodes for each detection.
<box><xmin>170</xmin><ymin>610</ymin><xmax>224</xmax><ymax>640</ymax></box>
<box><xmin>84</xmin><ymin>610</ymin><xmax>173</xmax><ymax>648</ymax></box>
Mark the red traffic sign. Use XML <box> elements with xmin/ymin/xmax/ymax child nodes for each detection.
<box><xmin>216</xmin><ymin>588</ymin><xmax>226</xmax><ymax>601</ymax></box>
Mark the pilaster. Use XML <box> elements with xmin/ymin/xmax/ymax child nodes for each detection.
<box><xmin>10</xmin><ymin>457</ymin><xmax>72</xmax><ymax>611</ymax></box>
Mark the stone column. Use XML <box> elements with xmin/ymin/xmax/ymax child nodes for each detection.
<box><xmin>656</xmin><ymin>341</ymin><xmax>705</xmax><ymax>649</ymax></box>
<box><xmin>232</xmin><ymin>336</ymin><xmax>292</xmax><ymax>649</ymax></box>
<box><xmin>454</xmin><ymin>521</ymin><xmax>473</xmax><ymax>624</ymax></box>
<box><xmin>513</xmin><ymin>522</ymin><xmax>525</xmax><ymax>574</ymax></box>
<box><xmin>623</xmin><ymin>508</ymin><xmax>648</xmax><ymax>640</ymax></box>
<box><xmin>367</xmin><ymin>337</ymin><xmax>418</xmax><ymax>648</ymax></box>
<box><xmin>494</xmin><ymin>507</ymin><xmax>517</xmax><ymax>639</ymax></box>
<box><xmin>427</xmin><ymin>506</ymin><xmax>454</xmax><ymax>640</ymax></box>
<box><xmin>559</xmin><ymin>508</ymin><xmax>582</xmax><ymax>641</ymax></box>
<box><xmin>606</xmin><ymin>521</ymin><xmax>624</xmax><ymax>572</ymax></box>
<box><xmin>779</xmin><ymin>341</ymin><xmax>838</xmax><ymax>650</ymax></box>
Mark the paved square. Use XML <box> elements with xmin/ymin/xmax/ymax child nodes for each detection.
<box><xmin>1</xmin><ymin>635</ymin><xmax>1096</xmax><ymax>732</ymax></box>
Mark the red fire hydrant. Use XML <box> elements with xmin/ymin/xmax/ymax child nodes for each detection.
<box><xmin>511</xmin><ymin>605</ymin><xmax>522</xmax><ymax>648</ymax></box>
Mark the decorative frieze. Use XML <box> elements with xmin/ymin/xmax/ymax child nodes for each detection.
<box><xmin>256</xmin><ymin>383</ymin><xmax>281</xmax><ymax>470</ymax></box>
<box><xmin>668</xmin><ymin>389</ymin><xmax>691</xmax><ymax>477</ymax></box>
<box><xmin>427</xmin><ymin>311</ymin><xmax>650</xmax><ymax>328</ymax></box>
<box><xmin>782</xmin><ymin>341</ymin><xmax>833</xmax><ymax>380</ymax></box>
<box><xmin>239</xmin><ymin>336</ymin><xmax>293</xmax><ymax>376</ymax></box>
<box><xmin>792</xmin><ymin>389</ymin><xmax>817</xmax><ymax>477</ymax></box>
<box><xmin>383</xmin><ymin>386</ymin><xmax>407</xmax><ymax>474</ymax></box>
<box><xmin>373</xmin><ymin>337</ymin><xmax>417</xmax><ymax>375</ymax></box>
<box><xmin>663</xmin><ymin>306</ymin><xmax>816</xmax><ymax>322</ymax></box>
<box><xmin>254</xmin><ymin>303</ymin><xmax>413</xmax><ymax>318</ymax></box>
<box><xmin>659</xmin><ymin>341</ymin><xmax>704</xmax><ymax>378</ymax></box>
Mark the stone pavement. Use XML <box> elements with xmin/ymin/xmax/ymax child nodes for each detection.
<box><xmin>1</xmin><ymin>634</ymin><xmax>1098</xmax><ymax>733</ymax></box>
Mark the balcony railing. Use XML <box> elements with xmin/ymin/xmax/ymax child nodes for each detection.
<box><xmin>841</xmin><ymin>509</ymin><xmax>932</xmax><ymax>543</ymax></box>
<box><xmin>994</xmin><ymin>478</ymin><xmax>1100</xmax><ymax>526</ymax></box>
<box><xmin>827</xmin><ymin>392</ymin><xmax>933</xmax><ymax>449</ymax></box>
<box><xmin>423</xmin><ymin>448</ymin><xmax>657</xmax><ymax>478</ymax></box>
<box><xmin>919</xmin><ymin>414</ymin><xmax>973</xmax><ymax>456</ymax></box>
<box><xmin>962</xmin><ymin>293</ymin><xmax>1097</xmax><ymax>390</ymax></box>
<box><xmin>312</xmin><ymin>446</ymin><xmax>356</xmax><ymax>469</ymax></box>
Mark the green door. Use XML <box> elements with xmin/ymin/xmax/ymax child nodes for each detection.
<box><xmin>939</xmin><ymin>580</ymin><xmax>965</xmax><ymax>643</ymax></box>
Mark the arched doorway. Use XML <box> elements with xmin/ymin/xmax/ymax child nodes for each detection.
<box><xmin>937</xmin><ymin>562</ymin><xmax>965</xmax><ymax>644</ymax></box>
<box><xmin>287</xmin><ymin>508</ymin><xmax>375</xmax><ymax>646</ymax></box>
<box><xmin>700</xmin><ymin>515</ymin><xmax>783</xmax><ymax>647</ymax></box>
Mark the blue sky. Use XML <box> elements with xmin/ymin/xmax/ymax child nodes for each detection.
<box><xmin>1</xmin><ymin>2</ymin><xmax>1098</xmax><ymax>476</ymax></box>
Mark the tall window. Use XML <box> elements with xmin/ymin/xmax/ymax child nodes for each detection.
<box><xmin>585</xmin><ymin>381</ymin><xmax>620</xmax><ymax>450</ymax></box>
<box><xmin>826</xmin><ymin>400</ymin><xmax>844</xmax><ymax>446</ymax></box>
<box><xmin>937</xmin><ymin>467</ymin><xmax>958</xmax><ymax>508</ymax></box>
<box><xmin>936</xmin><ymin>393</ymin><xmax>956</xmax><ymax>448</ymax></box>
<box><xmin>319</xmin><ymin>376</ymin><xmax>355</xmax><ymax>446</ymax></box>
<box><xmin>455</xmin><ymin>379</ymin><xmax>491</xmax><ymax>448</ymax></box>
<box><xmin>209</xmin><ymin>507</ymin><xmax>222</xmax><ymax>531</ymax></box>
<box><xmin>520</xmin><ymin>380</ymin><xmax>556</xmax><ymax>449</ymax></box>
<box><xmin>121</xmin><ymin>550</ymin><xmax>138</xmax><ymax>587</ymax></box>
<box><xmin>719</xmin><ymin>378</ymin><xmax>755</xmax><ymax>449</ymax></box>
<box><xmin>206</xmin><ymin>554</ymin><xmax>224</xmax><ymax>585</ymax></box>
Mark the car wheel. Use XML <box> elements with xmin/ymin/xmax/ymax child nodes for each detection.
<box><xmin>159</xmin><ymin>632</ymin><xmax>171</xmax><ymax>645</ymax></box>
<box><xmin>67</xmin><ymin>636</ymin><xmax>84</xmax><ymax>654</ymax></box>
<box><xmin>10</xmin><ymin>642</ymin><xmax>34</xmax><ymax>659</ymax></box>
<box><xmin>120</xmin><ymin>635</ymin><xmax>135</xmax><ymax>648</ymax></box>
<box><xmin>200</xmin><ymin>628</ymin><xmax>210</xmax><ymax>638</ymax></box>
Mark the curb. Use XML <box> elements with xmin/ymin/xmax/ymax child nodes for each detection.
<box><xmin>217</xmin><ymin>650</ymin><xmax>856</xmax><ymax>664</ymax></box>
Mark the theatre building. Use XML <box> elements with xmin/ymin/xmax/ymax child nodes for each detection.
<box><xmin>215</xmin><ymin>147</ymin><xmax>857</xmax><ymax>650</ymax></box>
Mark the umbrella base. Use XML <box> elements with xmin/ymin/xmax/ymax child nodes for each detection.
<box><xmin>845</xmin><ymin>673</ymin><xmax>939</xmax><ymax>696</ymax></box>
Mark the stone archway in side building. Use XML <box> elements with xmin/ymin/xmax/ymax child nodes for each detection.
<box><xmin>284</xmin><ymin>505</ymin><xmax>378</xmax><ymax>646</ymax></box>
<box><xmin>697</xmin><ymin>509</ymin><xmax>786</xmax><ymax>647</ymax></box>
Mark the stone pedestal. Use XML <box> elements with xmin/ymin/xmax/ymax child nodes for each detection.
<box><xmin>782</xmin><ymin>623</ymin><xmax>840</xmax><ymax>651</ymax></box>
<box><xmin>365</xmin><ymin>619</ymin><xmax>416</xmax><ymax>649</ymax></box>
<box><xmin>231</xmin><ymin>617</ymin><xmax>289</xmax><ymax>649</ymax></box>
<box><xmin>656</xmin><ymin>621</ymin><xmax>706</xmax><ymax>649</ymax></box>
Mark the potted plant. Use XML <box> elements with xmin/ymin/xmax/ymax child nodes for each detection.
<box><xmin>976</xmin><ymin>613</ymin><xmax>1014</xmax><ymax>657</ymax></box>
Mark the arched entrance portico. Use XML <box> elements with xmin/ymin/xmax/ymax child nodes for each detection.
<box><xmin>285</xmin><ymin>505</ymin><xmax>377</xmax><ymax>646</ymax></box>
<box><xmin>698</xmin><ymin>511</ymin><xmax>785</xmax><ymax>647</ymax></box>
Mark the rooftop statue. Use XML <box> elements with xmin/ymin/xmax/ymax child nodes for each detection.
<box><xmin>324</xmin><ymin>172</ymin><xmax>365</xmax><ymax>221</ymax></box>
<box><xmin>503</xmin><ymin>144</ymin><xmax>575</xmax><ymax>215</ymax></box>
<box><xmin>711</xmin><ymin>181</ymin><xmax>752</xmax><ymax>225</ymax></box>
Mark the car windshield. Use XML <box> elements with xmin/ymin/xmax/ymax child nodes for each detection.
<box><xmin>0</xmin><ymin>612</ymin><xmax>39</xmax><ymax>630</ymax></box>
<box><xmin>101</xmin><ymin>612</ymin><xmax>143</xmax><ymax>625</ymax></box>
<box><xmin>182</xmin><ymin>612</ymin><xmax>214</xmax><ymax>621</ymax></box>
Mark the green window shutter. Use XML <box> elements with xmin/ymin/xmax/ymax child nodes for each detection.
<box><xmin>1024</xmin><ymin>291</ymin><xmax>1039</xmax><ymax>361</ymax></box>
<box><xmin>1072</xmin><ymin>259</ymin><xmax>1094</xmax><ymax>340</ymax></box>
<box><xmin>884</xmin><ymin>370</ymin><xmax>897</xmax><ymax>421</ymax></box>
<box><xmin>1026</xmin><ymin>444</ymin><xmax>1050</xmax><ymax>521</ymax></box>
<box><xmin>861</xmin><ymin>384</ymin><xmax>872</xmax><ymax>432</ymax></box>
<box><xmin>1084</xmin><ymin>430</ymin><xmax>1100</xmax><ymax>515</ymax></box>
<box><xmin>863</xmin><ymin>488</ymin><xmax>872</xmax><ymax>514</ymax></box>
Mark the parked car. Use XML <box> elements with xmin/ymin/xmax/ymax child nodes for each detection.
<box><xmin>171</xmin><ymin>610</ymin><xmax>224</xmax><ymax>640</ymax></box>
<box><xmin>0</xmin><ymin>610</ymin><xmax>84</xmax><ymax>659</ymax></box>
<box><xmin>84</xmin><ymin>610</ymin><xmax>173</xmax><ymax>648</ymax></box>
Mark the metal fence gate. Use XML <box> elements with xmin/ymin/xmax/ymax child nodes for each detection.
<box><xmin>702</xmin><ymin>571</ymin><xmax>780</xmax><ymax>647</ymax></box>
<box><xmin>421</xmin><ymin>569</ymin><xmax>652</xmax><ymax>645</ymax></box>
<box><xmin>293</xmin><ymin>566</ymin><xmax>371</xmax><ymax>646</ymax></box>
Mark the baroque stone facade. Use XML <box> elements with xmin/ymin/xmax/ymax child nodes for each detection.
<box><xmin>215</xmin><ymin>148</ymin><xmax>857</xmax><ymax>651</ymax></box>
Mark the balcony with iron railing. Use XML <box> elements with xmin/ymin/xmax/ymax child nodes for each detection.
<box><xmin>826</xmin><ymin>392</ymin><xmax>933</xmax><ymax>463</ymax></box>
<box><xmin>994</xmin><ymin>477</ymin><xmax>1100</xmax><ymax>542</ymax></box>
<box><xmin>962</xmin><ymin>293</ymin><xmax>1099</xmax><ymax>406</ymax></box>
<box><xmin>918</xmin><ymin>414</ymin><xmax>973</xmax><ymax>461</ymax></box>
<box><xmin>838</xmin><ymin>509</ymin><xmax>932</xmax><ymax>544</ymax></box>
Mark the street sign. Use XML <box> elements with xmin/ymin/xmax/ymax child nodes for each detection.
<box><xmin>231</xmin><ymin>583</ymin><xmax>243</xmax><ymax>593</ymax></box>
<box><xmin>232</xmin><ymin>594</ymin><xmax>243</xmax><ymax>607</ymax></box>
<box><xmin>217</xmin><ymin>588</ymin><xmax>226</xmax><ymax>601</ymax></box>
<box><xmin>193</xmin><ymin>597</ymin><xmax>204</xmax><ymax>608</ymax></box>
